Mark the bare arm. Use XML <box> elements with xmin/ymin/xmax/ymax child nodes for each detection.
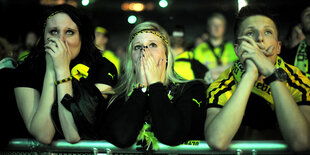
<box><xmin>270</xmin><ymin>81</ymin><xmax>310</xmax><ymax>151</ymax></box>
<box><xmin>14</xmin><ymin>60</ymin><xmax>56</xmax><ymax>144</ymax></box>
<box><xmin>205</xmin><ymin>65</ymin><xmax>257</xmax><ymax>150</ymax></box>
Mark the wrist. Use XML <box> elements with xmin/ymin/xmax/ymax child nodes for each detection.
<box><xmin>243</xmin><ymin>71</ymin><xmax>258</xmax><ymax>82</ymax></box>
<box><xmin>55</xmin><ymin>68</ymin><xmax>71</xmax><ymax>80</ymax></box>
<box><xmin>148</xmin><ymin>79</ymin><xmax>161</xmax><ymax>85</ymax></box>
<box><xmin>265</xmin><ymin>66</ymin><xmax>276</xmax><ymax>77</ymax></box>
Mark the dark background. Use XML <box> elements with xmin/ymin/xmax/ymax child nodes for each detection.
<box><xmin>1</xmin><ymin>0</ymin><xmax>310</xmax><ymax>50</ymax></box>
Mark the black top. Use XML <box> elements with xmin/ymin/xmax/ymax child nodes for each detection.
<box><xmin>0</xmin><ymin>68</ymin><xmax>31</xmax><ymax>147</ymax></box>
<box><xmin>14</xmin><ymin>56</ymin><xmax>118</xmax><ymax>91</ymax></box>
<box><xmin>14</xmin><ymin>56</ymin><xmax>118</xmax><ymax>140</ymax></box>
<box><xmin>280</xmin><ymin>44</ymin><xmax>310</xmax><ymax>74</ymax></box>
<box><xmin>99</xmin><ymin>81</ymin><xmax>207</xmax><ymax>148</ymax></box>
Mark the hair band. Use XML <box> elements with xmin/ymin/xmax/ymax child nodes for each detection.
<box><xmin>130</xmin><ymin>30</ymin><xmax>168</xmax><ymax>45</ymax></box>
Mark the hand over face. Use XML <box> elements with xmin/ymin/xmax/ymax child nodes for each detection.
<box><xmin>236</xmin><ymin>36</ymin><xmax>276</xmax><ymax>77</ymax></box>
<box><xmin>44</xmin><ymin>38</ymin><xmax>71</xmax><ymax>72</ymax></box>
<box><xmin>141</xmin><ymin>47</ymin><xmax>166</xmax><ymax>85</ymax></box>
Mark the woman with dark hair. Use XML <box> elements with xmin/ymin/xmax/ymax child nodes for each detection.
<box><xmin>14</xmin><ymin>4</ymin><xmax>117</xmax><ymax>144</ymax></box>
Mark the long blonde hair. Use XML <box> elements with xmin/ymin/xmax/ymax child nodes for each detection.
<box><xmin>110</xmin><ymin>21</ymin><xmax>185</xmax><ymax>102</ymax></box>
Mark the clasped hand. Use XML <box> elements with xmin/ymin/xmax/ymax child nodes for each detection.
<box><xmin>44</xmin><ymin>38</ymin><xmax>72</xmax><ymax>75</ymax></box>
<box><xmin>236</xmin><ymin>36</ymin><xmax>276</xmax><ymax>78</ymax></box>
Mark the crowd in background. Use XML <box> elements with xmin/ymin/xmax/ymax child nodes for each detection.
<box><xmin>1</xmin><ymin>2</ymin><xmax>310</xmax><ymax>153</ymax></box>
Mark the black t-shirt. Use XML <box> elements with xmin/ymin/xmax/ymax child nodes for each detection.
<box><xmin>100</xmin><ymin>81</ymin><xmax>207</xmax><ymax>148</ymax></box>
<box><xmin>13</xmin><ymin>56</ymin><xmax>118</xmax><ymax>140</ymax></box>
<box><xmin>14</xmin><ymin>56</ymin><xmax>118</xmax><ymax>91</ymax></box>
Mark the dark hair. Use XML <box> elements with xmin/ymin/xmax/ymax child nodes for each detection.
<box><xmin>25</xmin><ymin>4</ymin><xmax>101</xmax><ymax>69</ymax></box>
<box><xmin>233</xmin><ymin>5</ymin><xmax>279</xmax><ymax>43</ymax></box>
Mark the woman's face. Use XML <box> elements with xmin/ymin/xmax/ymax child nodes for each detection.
<box><xmin>44</xmin><ymin>12</ymin><xmax>81</xmax><ymax>60</ymax></box>
<box><xmin>132</xmin><ymin>32</ymin><xmax>167</xmax><ymax>68</ymax></box>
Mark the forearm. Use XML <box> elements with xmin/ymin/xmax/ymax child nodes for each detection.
<box><xmin>206</xmin><ymin>73</ymin><xmax>256</xmax><ymax>149</ymax></box>
<box><xmin>271</xmin><ymin>81</ymin><xmax>310</xmax><ymax>151</ymax></box>
<box><xmin>56</xmin><ymin>69</ymin><xmax>80</xmax><ymax>143</ymax></box>
<box><xmin>30</xmin><ymin>70</ymin><xmax>56</xmax><ymax>144</ymax></box>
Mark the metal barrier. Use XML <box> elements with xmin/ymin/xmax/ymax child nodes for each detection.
<box><xmin>1</xmin><ymin>138</ymin><xmax>309</xmax><ymax>154</ymax></box>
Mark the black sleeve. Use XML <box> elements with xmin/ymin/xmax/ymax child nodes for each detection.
<box><xmin>14</xmin><ymin>60</ymin><xmax>45</xmax><ymax>92</ymax></box>
<box><xmin>99</xmin><ymin>89</ymin><xmax>147</xmax><ymax>148</ymax></box>
<box><xmin>89</xmin><ymin>57</ymin><xmax>118</xmax><ymax>87</ymax></box>
<box><xmin>148</xmin><ymin>81</ymin><xmax>206</xmax><ymax>146</ymax></box>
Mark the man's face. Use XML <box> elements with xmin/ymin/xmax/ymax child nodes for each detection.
<box><xmin>208</xmin><ymin>17</ymin><xmax>225</xmax><ymax>39</ymax></box>
<box><xmin>302</xmin><ymin>7</ymin><xmax>310</xmax><ymax>34</ymax></box>
<box><xmin>237</xmin><ymin>15</ymin><xmax>281</xmax><ymax>65</ymax></box>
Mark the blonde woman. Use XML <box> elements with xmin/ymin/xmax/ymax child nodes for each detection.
<box><xmin>98</xmin><ymin>22</ymin><xmax>207</xmax><ymax>148</ymax></box>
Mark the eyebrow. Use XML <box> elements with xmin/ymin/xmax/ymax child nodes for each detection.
<box><xmin>133</xmin><ymin>39</ymin><xmax>160</xmax><ymax>45</ymax></box>
<box><xmin>245</xmin><ymin>25</ymin><xmax>275</xmax><ymax>30</ymax></box>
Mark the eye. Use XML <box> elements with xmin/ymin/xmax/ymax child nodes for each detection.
<box><xmin>265</xmin><ymin>30</ymin><xmax>272</xmax><ymax>35</ymax></box>
<box><xmin>245</xmin><ymin>31</ymin><xmax>254</xmax><ymax>37</ymax></box>
<box><xmin>149</xmin><ymin>43</ymin><xmax>157</xmax><ymax>48</ymax></box>
<box><xmin>49</xmin><ymin>30</ymin><xmax>58</xmax><ymax>35</ymax></box>
<box><xmin>66</xmin><ymin>30</ymin><xmax>74</xmax><ymax>35</ymax></box>
<box><xmin>134</xmin><ymin>45</ymin><xmax>142</xmax><ymax>51</ymax></box>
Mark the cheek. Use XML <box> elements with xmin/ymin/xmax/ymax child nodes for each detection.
<box><xmin>67</xmin><ymin>36</ymin><xmax>81</xmax><ymax>58</ymax></box>
<box><xmin>151</xmin><ymin>48</ymin><xmax>166</xmax><ymax>62</ymax></box>
<box><xmin>132</xmin><ymin>51</ymin><xmax>140</xmax><ymax>65</ymax></box>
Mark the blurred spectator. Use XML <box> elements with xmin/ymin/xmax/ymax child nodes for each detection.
<box><xmin>281</xmin><ymin>6</ymin><xmax>310</xmax><ymax>78</ymax></box>
<box><xmin>17</xmin><ymin>31</ymin><xmax>38</xmax><ymax>62</ymax></box>
<box><xmin>285</xmin><ymin>24</ymin><xmax>305</xmax><ymax>49</ymax></box>
<box><xmin>171</xmin><ymin>25</ymin><xmax>207</xmax><ymax>80</ymax></box>
<box><xmin>194</xmin><ymin>31</ymin><xmax>209</xmax><ymax>48</ymax></box>
<box><xmin>193</xmin><ymin>13</ymin><xmax>238</xmax><ymax>84</ymax></box>
<box><xmin>0</xmin><ymin>37</ymin><xmax>28</xmax><ymax>147</ymax></box>
<box><xmin>95</xmin><ymin>26</ymin><xmax>120</xmax><ymax>74</ymax></box>
<box><xmin>0</xmin><ymin>37</ymin><xmax>16</xmax><ymax>69</ymax></box>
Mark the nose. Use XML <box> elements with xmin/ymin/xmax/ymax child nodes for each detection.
<box><xmin>255</xmin><ymin>32</ymin><xmax>264</xmax><ymax>43</ymax></box>
<box><xmin>58</xmin><ymin>33</ymin><xmax>66</xmax><ymax>42</ymax></box>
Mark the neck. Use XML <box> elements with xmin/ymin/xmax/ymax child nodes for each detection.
<box><xmin>97</xmin><ymin>44</ymin><xmax>106</xmax><ymax>51</ymax></box>
<box><xmin>172</xmin><ymin>47</ymin><xmax>184</xmax><ymax>57</ymax></box>
<box><xmin>210</xmin><ymin>37</ymin><xmax>223</xmax><ymax>47</ymax></box>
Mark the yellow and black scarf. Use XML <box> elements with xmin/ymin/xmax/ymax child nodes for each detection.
<box><xmin>231</xmin><ymin>57</ymin><xmax>287</xmax><ymax>110</ymax></box>
<box><xmin>294</xmin><ymin>40</ymin><xmax>309</xmax><ymax>78</ymax></box>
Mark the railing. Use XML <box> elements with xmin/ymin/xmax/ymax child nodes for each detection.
<box><xmin>1</xmin><ymin>139</ymin><xmax>309</xmax><ymax>154</ymax></box>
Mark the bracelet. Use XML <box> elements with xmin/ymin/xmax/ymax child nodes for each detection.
<box><xmin>55</xmin><ymin>76</ymin><xmax>73</xmax><ymax>85</ymax></box>
<box><xmin>134</xmin><ymin>83</ymin><xmax>147</xmax><ymax>93</ymax></box>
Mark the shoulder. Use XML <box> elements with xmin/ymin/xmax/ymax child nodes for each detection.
<box><xmin>88</xmin><ymin>57</ymin><xmax>118</xmax><ymax>86</ymax></box>
<box><xmin>181</xmin><ymin>80</ymin><xmax>206</xmax><ymax>91</ymax></box>
<box><xmin>207</xmin><ymin>65</ymin><xmax>236</xmax><ymax>107</ymax></box>
<box><xmin>283</xmin><ymin>61</ymin><xmax>310</xmax><ymax>104</ymax></box>
<box><xmin>194</xmin><ymin>42</ymin><xmax>209</xmax><ymax>51</ymax></box>
<box><xmin>14</xmin><ymin>58</ymin><xmax>45</xmax><ymax>91</ymax></box>
<box><xmin>284</xmin><ymin>62</ymin><xmax>310</xmax><ymax>89</ymax></box>
<box><xmin>223</xmin><ymin>41</ymin><xmax>235</xmax><ymax>51</ymax></box>
<box><xmin>284</xmin><ymin>62</ymin><xmax>310</xmax><ymax>83</ymax></box>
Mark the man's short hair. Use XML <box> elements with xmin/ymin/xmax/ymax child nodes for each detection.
<box><xmin>207</xmin><ymin>13</ymin><xmax>227</xmax><ymax>28</ymax></box>
<box><xmin>234</xmin><ymin>5</ymin><xmax>279</xmax><ymax>43</ymax></box>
